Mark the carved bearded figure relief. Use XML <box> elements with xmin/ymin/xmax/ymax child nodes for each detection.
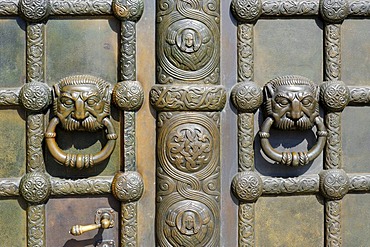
<box><xmin>260</xmin><ymin>76</ymin><xmax>327</xmax><ymax>167</ymax></box>
<box><xmin>45</xmin><ymin>75</ymin><xmax>117</xmax><ymax>169</ymax></box>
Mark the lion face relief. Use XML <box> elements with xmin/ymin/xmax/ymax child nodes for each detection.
<box><xmin>53</xmin><ymin>75</ymin><xmax>111</xmax><ymax>132</ymax></box>
<box><xmin>264</xmin><ymin>76</ymin><xmax>319</xmax><ymax>130</ymax></box>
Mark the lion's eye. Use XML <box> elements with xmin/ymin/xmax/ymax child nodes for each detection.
<box><xmin>61</xmin><ymin>97</ymin><xmax>73</xmax><ymax>107</ymax></box>
<box><xmin>275</xmin><ymin>97</ymin><xmax>289</xmax><ymax>106</ymax></box>
<box><xmin>86</xmin><ymin>97</ymin><xmax>99</xmax><ymax>106</ymax></box>
<box><xmin>301</xmin><ymin>96</ymin><xmax>313</xmax><ymax>107</ymax></box>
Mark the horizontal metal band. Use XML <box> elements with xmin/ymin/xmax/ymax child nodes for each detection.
<box><xmin>51</xmin><ymin>176</ymin><xmax>112</xmax><ymax>196</ymax></box>
<box><xmin>348</xmin><ymin>86</ymin><xmax>370</xmax><ymax>105</ymax></box>
<box><xmin>50</xmin><ymin>0</ymin><xmax>112</xmax><ymax>16</ymax></box>
<box><xmin>262</xmin><ymin>175</ymin><xmax>320</xmax><ymax>195</ymax></box>
<box><xmin>348</xmin><ymin>174</ymin><xmax>370</xmax><ymax>192</ymax></box>
<box><xmin>0</xmin><ymin>177</ymin><xmax>20</xmax><ymax>197</ymax></box>
<box><xmin>0</xmin><ymin>88</ymin><xmax>20</xmax><ymax>106</ymax></box>
<box><xmin>150</xmin><ymin>85</ymin><xmax>226</xmax><ymax>112</ymax></box>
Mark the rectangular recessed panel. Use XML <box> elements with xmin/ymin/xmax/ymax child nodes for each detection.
<box><xmin>0</xmin><ymin>199</ymin><xmax>26</xmax><ymax>246</ymax></box>
<box><xmin>46</xmin><ymin>196</ymin><xmax>120</xmax><ymax>247</ymax></box>
<box><xmin>46</xmin><ymin>18</ymin><xmax>119</xmax><ymax>85</ymax></box>
<box><xmin>0</xmin><ymin>18</ymin><xmax>26</xmax><ymax>87</ymax></box>
<box><xmin>254</xmin><ymin>19</ymin><xmax>323</xmax><ymax>86</ymax></box>
<box><xmin>255</xmin><ymin>195</ymin><xmax>324</xmax><ymax>247</ymax></box>
<box><xmin>342</xmin><ymin>107</ymin><xmax>370</xmax><ymax>173</ymax></box>
<box><xmin>342</xmin><ymin>20</ymin><xmax>370</xmax><ymax>86</ymax></box>
<box><xmin>342</xmin><ymin>194</ymin><xmax>370</xmax><ymax>246</ymax></box>
<box><xmin>0</xmin><ymin>109</ymin><xmax>26</xmax><ymax>177</ymax></box>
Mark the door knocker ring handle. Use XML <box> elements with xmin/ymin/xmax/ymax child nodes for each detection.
<box><xmin>45</xmin><ymin>117</ymin><xmax>117</xmax><ymax>169</ymax></box>
<box><xmin>259</xmin><ymin>116</ymin><xmax>327</xmax><ymax>166</ymax></box>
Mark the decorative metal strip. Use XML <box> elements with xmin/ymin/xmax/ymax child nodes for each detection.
<box><xmin>51</xmin><ymin>177</ymin><xmax>112</xmax><ymax>196</ymax></box>
<box><xmin>348</xmin><ymin>174</ymin><xmax>370</xmax><ymax>191</ymax></box>
<box><xmin>121</xmin><ymin>21</ymin><xmax>136</xmax><ymax>81</ymax></box>
<box><xmin>49</xmin><ymin>0</ymin><xmax>112</xmax><ymax>15</ymax></box>
<box><xmin>348</xmin><ymin>86</ymin><xmax>370</xmax><ymax>105</ymax></box>
<box><xmin>0</xmin><ymin>178</ymin><xmax>19</xmax><ymax>196</ymax></box>
<box><xmin>349</xmin><ymin>0</ymin><xmax>370</xmax><ymax>16</ymax></box>
<box><xmin>325</xmin><ymin>200</ymin><xmax>342</xmax><ymax>246</ymax></box>
<box><xmin>237</xmin><ymin>24</ymin><xmax>254</xmax><ymax>82</ymax></box>
<box><xmin>238</xmin><ymin>113</ymin><xmax>255</xmax><ymax>172</ymax></box>
<box><xmin>121</xmin><ymin>202</ymin><xmax>137</xmax><ymax>247</ymax></box>
<box><xmin>0</xmin><ymin>88</ymin><xmax>20</xmax><ymax>106</ymax></box>
<box><xmin>262</xmin><ymin>175</ymin><xmax>319</xmax><ymax>194</ymax></box>
<box><xmin>324</xmin><ymin>24</ymin><xmax>341</xmax><ymax>81</ymax></box>
<box><xmin>262</xmin><ymin>0</ymin><xmax>319</xmax><ymax>16</ymax></box>
<box><xmin>150</xmin><ymin>85</ymin><xmax>226</xmax><ymax>112</ymax></box>
<box><xmin>27</xmin><ymin>24</ymin><xmax>45</xmax><ymax>84</ymax></box>
<box><xmin>0</xmin><ymin>0</ymin><xmax>18</xmax><ymax>16</ymax></box>
<box><xmin>325</xmin><ymin>112</ymin><xmax>342</xmax><ymax>170</ymax></box>
<box><xmin>156</xmin><ymin>112</ymin><xmax>221</xmax><ymax>246</ymax></box>
<box><xmin>156</xmin><ymin>2</ymin><xmax>221</xmax><ymax>245</ymax></box>
<box><xmin>27</xmin><ymin>204</ymin><xmax>45</xmax><ymax>247</ymax></box>
<box><xmin>239</xmin><ymin>203</ymin><xmax>255</xmax><ymax>246</ymax></box>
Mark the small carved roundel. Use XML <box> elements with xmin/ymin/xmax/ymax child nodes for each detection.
<box><xmin>20</xmin><ymin>172</ymin><xmax>51</xmax><ymax>204</ymax></box>
<box><xmin>112</xmin><ymin>81</ymin><xmax>144</xmax><ymax>111</ymax></box>
<box><xmin>112</xmin><ymin>171</ymin><xmax>144</xmax><ymax>202</ymax></box>
<box><xmin>320</xmin><ymin>81</ymin><xmax>349</xmax><ymax>112</ymax></box>
<box><xmin>232</xmin><ymin>171</ymin><xmax>263</xmax><ymax>202</ymax></box>
<box><xmin>19</xmin><ymin>82</ymin><xmax>51</xmax><ymax>112</ymax></box>
<box><xmin>320</xmin><ymin>169</ymin><xmax>349</xmax><ymax>200</ymax></box>
<box><xmin>19</xmin><ymin>0</ymin><xmax>51</xmax><ymax>22</ymax></box>
<box><xmin>231</xmin><ymin>81</ymin><xmax>262</xmax><ymax>113</ymax></box>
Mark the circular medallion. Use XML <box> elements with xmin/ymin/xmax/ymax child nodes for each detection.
<box><xmin>164</xmin><ymin>201</ymin><xmax>214</xmax><ymax>246</ymax></box>
<box><xmin>19</xmin><ymin>0</ymin><xmax>50</xmax><ymax>22</ymax></box>
<box><xmin>113</xmin><ymin>81</ymin><xmax>144</xmax><ymax>111</ymax></box>
<box><xmin>231</xmin><ymin>81</ymin><xmax>262</xmax><ymax>113</ymax></box>
<box><xmin>320</xmin><ymin>81</ymin><xmax>349</xmax><ymax>112</ymax></box>
<box><xmin>232</xmin><ymin>171</ymin><xmax>263</xmax><ymax>202</ymax></box>
<box><xmin>112</xmin><ymin>171</ymin><xmax>144</xmax><ymax>202</ymax></box>
<box><xmin>19</xmin><ymin>82</ymin><xmax>51</xmax><ymax>112</ymax></box>
<box><xmin>20</xmin><ymin>172</ymin><xmax>51</xmax><ymax>204</ymax></box>
<box><xmin>320</xmin><ymin>169</ymin><xmax>349</xmax><ymax>200</ymax></box>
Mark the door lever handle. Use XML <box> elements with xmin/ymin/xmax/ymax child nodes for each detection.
<box><xmin>69</xmin><ymin>209</ymin><xmax>115</xmax><ymax>236</ymax></box>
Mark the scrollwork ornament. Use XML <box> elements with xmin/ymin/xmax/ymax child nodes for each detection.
<box><xmin>232</xmin><ymin>171</ymin><xmax>262</xmax><ymax>202</ymax></box>
<box><xmin>231</xmin><ymin>0</ymin><xmax>262</xmax><ymax>22</ymax></box>
<box><xmin>19</xmin><ymin>0</ymin><xmax>50</xmax><ymax>22</ymax></box>
<box><xmin>320</xmin><ymin>81</ymin><xmax>349</xmax><ymax>112</ymax></box>
<box><xmin>231</xmin><ymin>81</ymin><xmax>262</xmax><ymax>113</ymax></box>
<box><xmin>320</xmin><ymin>169</ymin><xmax>349</xmax><ymax>200</ymax></box>
<box><xmin>112</xmin><ymin>171</ymin><xmax>144</xmax><ymax>202</ymax></box>
<box><xmin>113</xmin><ymin>0</ymin><xmax>144</xmax><ymax>21</ymax></box>
<box><xmin>19</xmin><ymin>82</ymin><xmax>51</xmax><ymax>112</ymax></box>
<box><xmin>320</xmin><ymin>0</ymin><xmax>349</xmax><ymax>23</ymax></box>
<box><xmin>113</xmin><ymin>81</ymin><xmax>144</xmax><ymax>111</ymax></box>
<box><xmin>20</xmin><ymin>172</ymin><xmax>51</xmax><ymax>204</ymax></box>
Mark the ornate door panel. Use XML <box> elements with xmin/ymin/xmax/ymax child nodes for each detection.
<box><xmin>1</xmin><ymin>0</ymin><xmax>370</xmax><ymax>246</ymax></box>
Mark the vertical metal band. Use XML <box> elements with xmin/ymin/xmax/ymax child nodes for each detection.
<box><xmin>324</xmin><ymin>22</ymin><xmax>343</xmax><ymax>247</ymax></box>
<box><xmin>25</xmin><ymin>23</ymin><xmax>47</xmax><ymax>247</ymax></box>
<box><xmin>27</xmin><ymin>204</ymin><xmax>45</xmax><ymax>246</ymax></box>
<box><xmin>236</xmin><ymin>19</ymin><xmax>257</xmax><ymax>247</ymax></box>
<box><xmin>155</xmin><ymin>0</ymin><xmax>221</xmax><ymax>245</ymax></box>
<box><xmin>237</xmin><ymin>23</ymin><xmax>254</xmax><ymax>83</ymax></box>
<box><xmin>120</xmin><ymin>21</ymin><xmax>138</xmax><ymax>247</ymax></box>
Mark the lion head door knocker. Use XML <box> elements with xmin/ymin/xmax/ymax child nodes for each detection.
<box><xmin>259</xmin><ymin>75</ymin><xmax>327</xmax><ymax>167</ymax></box>
<box><xmin>45</xmin><ymin>75</ymin><xmax>117</xmax><ymax>169</ymax></box>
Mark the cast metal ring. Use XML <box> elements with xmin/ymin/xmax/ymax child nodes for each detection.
<box><xmin>259</xmin><ymin>116</ymin><xmax>327</xmax><ymax>166</ymax></box>
<box><xmin>45</xmin><ymin>117</ymin><xmax>117</xmax><ymax>169</ymax></box>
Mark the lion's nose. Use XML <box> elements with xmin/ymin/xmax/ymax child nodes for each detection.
<box><xmin>74</xmin><ymin>98</ymin><xmax>87</xmax><ymax>120</ymax></box>
<box><xmin>290</xmin><ymin>99</ymin><xmax>303</xmax><ymax>120</ymax></box>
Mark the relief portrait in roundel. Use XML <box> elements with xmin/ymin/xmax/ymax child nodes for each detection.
<box><xmin>164</xmin><ymin>20</ymin><xmax>213</xmax><ymax>71</ymax></box>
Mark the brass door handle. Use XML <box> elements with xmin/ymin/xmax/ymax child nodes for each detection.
<box><xmin>69</xmin><ymin>209</ymin><xmax>115</xmax><ymax>236</ymax></box>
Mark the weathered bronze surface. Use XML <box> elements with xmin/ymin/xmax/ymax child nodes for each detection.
<box><xmin>260</xmin><ymin>75</ymin><xmax>327</xmax><ymax>166</ymax></box>
<box><xmin>45</xmin><ymin>75</ymin><xmax>117</xmax><ymax>169</ymax></box>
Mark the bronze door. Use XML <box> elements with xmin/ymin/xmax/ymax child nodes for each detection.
<box><xmin>0</xmin><ymin>0</ymin><xmax>370</xmax><ymax>246</ymax></box>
